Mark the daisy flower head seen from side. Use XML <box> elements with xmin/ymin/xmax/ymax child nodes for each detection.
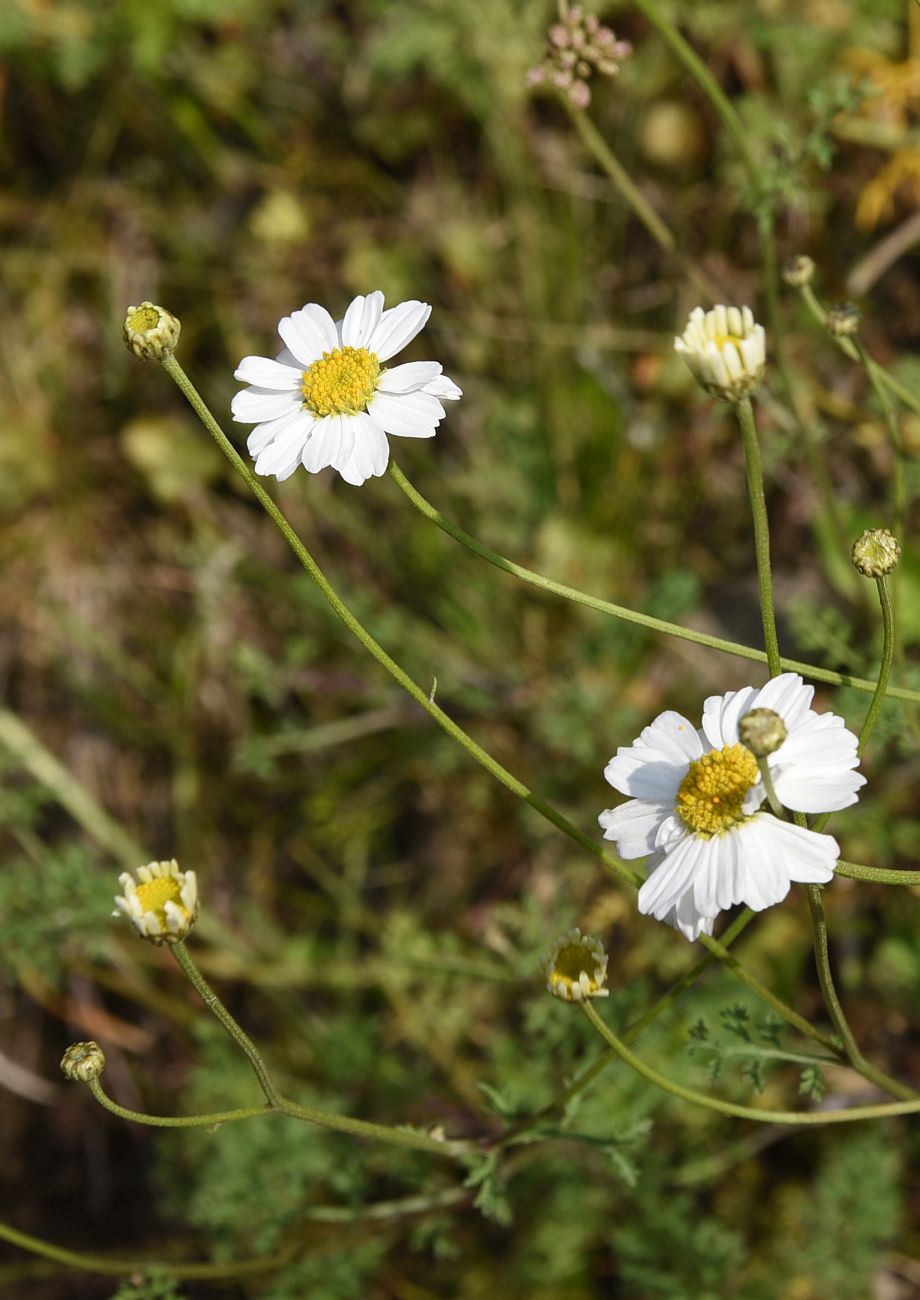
<box><xmin>232</xmin><ymin>292</ymin><xmax>461</xmax><ymax>486</ymax></box>
<box><xmin>675</xmin><ymin>304</ymin><xmax>765</xmax><ymax>402</ymax></box>
<box><xmin>598</xmin><ymin>674</ymin><xmax>865</xmax><ymax>941</ymax></box>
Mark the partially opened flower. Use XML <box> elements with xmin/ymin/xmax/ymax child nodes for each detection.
<box><xmin>114</xmin><ymin>859</ymin><xmax>198</xmax><ymax>944</ymax></box>
<box><xmin>675</xmin><ymin>304</ymin><xmax>765</xmax><ymax>401</ymax></box>
<box><xmin>232</xmin><ymin>293</ymin><xmax>461</xmax><ymax>486</ymax></box>
<box><xmin>599</xmin><ymin>674</ymin><xmax>864</xmax><ymax>940</ymax></box>
<box><xmin>545</xmin><ymin>928</ymin><xmax>609</xmax><ymax>1002</ymax></box>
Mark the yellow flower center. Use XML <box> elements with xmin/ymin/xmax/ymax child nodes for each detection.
<box><xmin>136</xmin><ymin>875</ymin><xmax>184</xmax><ymax>919</ymax></box>
<box><xmin>300</xmin><ymin>346</ymin><xmax>380</xmax><ymax>417</ymax></box>
<box><xmin>712</xmin><ymin>332</ymin><xmax>743</xmax><ymax>352</ymax></box>
<box><xmin>676</xmin><ymin>743</ymin><xmax>760</xmax><ymax>837</ymax></box>
<box><xmin>549</xmin><ymin>942</ymin><xmax>604</xmax><ymax>995</ymax></box>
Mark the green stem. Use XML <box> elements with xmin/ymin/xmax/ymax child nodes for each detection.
<box><xmin>804</xmin><ymin>885</ymin><xmax>915</xmax><ymax>1100</ymax></box>
<box><xmin>160</xmin><ymin>356</ymin><xmax>641</xmax><ymax>891</ymax></box>
<box><xmin>171</xmin><ymin>939</ymin><xmax>280</xmax><ymax>1105</ymax></box>
<box><xmin>799</xmin><ymin>283</ymin><xmax>920</xmax><ymax>418</ymax></box>
<box><xmin>387</xmin><ymin>463</ymin><xmax>920</xmax><ymax>704</ymax></box>
<box><xmin>836</xmin><ymin>859</ymin><xmax>920</xmax><ymax>886</ymax></box>
<box><xmin>581</xmin><ymin>1000</ymin><xmax>920</xmax><ymax>1123</ymax></box>
<box><xmin>756</xmin><ymin>755</ymin><xmax>785</xmax><ymax>819</ymax></box>
<box><xmin>0</xmin><ymin>1216</ymin><xmax>287</xmax><ymax>1280</ymax></box>
<box><xmin>158</xmin><ymin>356</ymin><xmax>836</xmax><ymax>1057</ymax></box>
<box><xmin>858</xmin><ymin>575</ymin><xmax>895</xmax><ymax>756</ymax></box>
<box><xmin>735</xmin><ymin>397</ymin><xmax>782</xmax><ymax>677</ymax></box>
<box><xmin>811</xmin><ymin>574</ymin><xmax>894</xmax><ymax>835</ymax></box>
<box><xmin>857</xmin><ymin>339</ymin><xmax>906</xmax><ymax>560</ymax></box>
<box><xmin>87</xmin><ymin>1078</ymin><xmax>272</xmax><ymax>1128</ymax></box>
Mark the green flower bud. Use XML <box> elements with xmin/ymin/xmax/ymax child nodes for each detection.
<box><xmin>851</xmin><ymin>528</ymin><xmax>901</xmax><ymax>578</ymax></box>
<box><xmin>739</xmin><ymin>707</ymin><xmax>787</xmax><ymax>757</ymax></box>
<box><xmin>782</xmin><ymin>255</ymin><xmax>815</xmax><ymax>288</ymax></box>
<box><xmin>825</xmin><ymin>302</ymin><xmax>860</xmax><ymax>338</ymax></box>
<box><xmin>61</xmin><ymin>1041</ymin><xmax>106</xmax><ymax>1083</ymax></box>
<box><xmin>123</xmin><ymin>302</ymin><xmax>181</xmax><ymax>361</ymax></box>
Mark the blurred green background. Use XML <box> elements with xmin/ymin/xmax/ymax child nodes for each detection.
<box><xmin>1</xmin><ymin>0</ymin><xmax>919</xmax><ymax>1295</ymax></box>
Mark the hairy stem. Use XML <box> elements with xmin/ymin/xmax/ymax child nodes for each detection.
<box><xmin>735</xmin><ymin>397</ymin><xmax>781</xmax><ymax>677</ymax></box>
<box><xmin>581</xmin><ymin>1001</ymin><xmax>920</xmax><ymax>1123</ymax></box>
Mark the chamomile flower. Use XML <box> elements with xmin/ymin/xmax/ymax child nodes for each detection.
<box><xmin>114</xmin><ymin>859</ymin><xmax>198</xmax><ymax>944</ymax></box>
<box><xmin>599</xmin><ymin>674</ymin><xmax>865</xmax><ymax>940</ymax></box>
<box><xmin>675</xmin><ymin>304</ymin><xmax>765</xmax><ymax>401</ymax></box>
<box><xmin>232</xmin><ymin>292</ymin><xmax>461</xmax><ymax>486</ymax></box>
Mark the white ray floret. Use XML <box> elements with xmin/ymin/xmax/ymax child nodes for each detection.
<box><xmin>232</xmin><ymin>292</ymin><xmax>462</xmax><ymax>486</ymax></box>
<box><xmin>598</xmin><ymin>674</ymin><xmax>865</xmax><ymax>940</ymax></box>
<box><xmin>674</xmin><ymin>304</ymin><xmax>766</xmax><ymax>401</ymax></box>
<box><xmin>113</xmin><ymin>859</ymin><xmax>199</xmax><ymax>944</ymax></box>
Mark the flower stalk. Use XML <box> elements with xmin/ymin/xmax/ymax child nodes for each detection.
<box><xmin>735</xmin><ymin>396</ymin><xmax>781</xmax><ymax>676</ymax></box>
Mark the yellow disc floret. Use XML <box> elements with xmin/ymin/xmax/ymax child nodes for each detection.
<box><xmin>300</xmin><ymin>346</ymin><xmax>380</xmax><ymax>417</ymax></box>
<box><xmin>135</xmin><ymin>874</ymin><xmax>183</xmax><ymax>919</ymax></box>
<box><xmin>676</xmin><ymin>743</ymin><xmax>760</xmax><ymax>836</ymax></box>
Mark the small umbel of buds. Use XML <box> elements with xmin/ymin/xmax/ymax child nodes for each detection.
<box><xmin>825</xmin><ymin>302</ymin><xmax>860</xmax><ymax>339</ymax></box>
<box><xmin>525</xmin><ymin>5</ymin><xmax>631</xmax><ymax>109</ymax></box>
<box><xmin>123</xmin><ymin>302</ymin><xmax>181</xmax><ymax>361</ymax></box>
<box><xmin>61</xmin><ymin>1041</ymin><xmax>106</xmax><ymax>1083</ymax></box>
<box><xmin>739</xmin><ymin>707</ymin><xmax>787</xmax><ymax>758</ymax></box>
<box><xmin>851</xmin><ymin>528</ymin><xmax>901</xmax><ymax>578</ymax></box>
<box><xmin>674</xmin><ymin>305</ymin><xmax>766</xmax><ymax>402</ymax></box>
<box><xmin>782</xmin><ymin>255</ymin><xmax>815</xmax><ymax>288</ymax></box>
<box><xmin>545</xmin><ymin>928</ymin><xmax>609</xmax><ymax>1002</ymax></box>
<box><xmin>114</xmin><ymin>859</ymin><xmax>199</xmax><ymax>944</ymax></box>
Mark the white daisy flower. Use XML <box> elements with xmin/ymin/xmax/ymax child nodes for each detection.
<box><xmin>231</xmin><ymin>292</ymin><xmax>461</xmax><ymax>486</ymax></box>
<box><xmin>675</xmin><ymin>304</ymin><xmax>765</xmax><ymax>401</ymax></box>
<box><xmin>113</xmin><ymin>859</ymin><xmax>199</xmax><ymax>944</ymax></box>
<box><xmin>599</xmin><ymin>674</ymin><xmax>865</xmax><ymax>940</ymax></box>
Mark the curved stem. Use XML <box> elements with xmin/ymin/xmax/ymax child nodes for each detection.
<box><xmin>158</xmin><ymin>357</ymin><xmax>837</xmax><ymax>1058</ymax></box>
<box><xmin>171</xmin><ymin>940</ymin><xmax>281</xmax><ymax>1105</ymax></box>
<box><xmin>387</xmin><ymin>463</ymin><xmax>920</xmax><ymax>704</ymax></box>
<box><xmin>87</xmin><ymin>1078</ymin><xmax>271</xmax><ymax>1128</ymax></box>
<box><xmin>804</xmin><ymin>885</ymin><xmax>915</xmax><ymax>1100</ymax></box>
<box><xmin>857</xmin><ymin>339</ymin><xmax>906</xmax><ymax>560</ymax></box>
<box><xmin>0</xmin><ymin>1217</ymin><xmax>287</xmax><ymax>1280</ymax></box>
<box><xmin>798</xmin><ymin>283</ymin><xmax>920</xmax><ymax>418</ymax></box>
<box><xmin>735</xmin><ymin>397</ymin><xmax>781</xmax><ymax>676</ymax></box>
<box><xmin>581</xmin><ymin>1000</ymin><xmax>920</xmax><ymax>1123</ymax></box>
<box><xmin>836</xmin><ymin>859</ymin><xmax>920</xmax><ymax>886</ymax></box>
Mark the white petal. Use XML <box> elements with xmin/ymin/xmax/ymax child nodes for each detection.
<box><xmin>233</xmin><ymin>356</ymin><xmax>302</xmax><ymax>389</ymax></box>
<box><xmin>231</xmin><ymin>387</ymin><xmax>300</xmax><ymax>423</ymax></box>
<box><xmin>423</xmin><ymin>373</ymin><xmax>462</xmax><ymax>400</ymax></box>
<box><xmin>336</xmin><ymin>414</ymin><xmax>390</xmax><ymax>485</ymax></box>
<box><xmin>702</xmin><ymin>686</ymin><xmax>758</xmax><ymax>748</ymax></box>
<box><xmin>667</xmin><ymin>884</ymin><xmax>716</xmax><ymax>941</ymax></box>
<box><xmin>254</xmin><ymin>414</ymin><xmax>314</xmax><ymax>477</ymax></box>
<box><xmin>638</xmin><ymin>833</ymin><xmax>705</xmax><ymax>920</ymax></box>
<box><xmin>377</xmin><ymin>361</ymin><xmax>444</xmax><ymax>393</ymax></box>
<box><xmin>367</xmin><ymin>300</ymin><xmax>432</xmax><ymax>361</ymax></box>
<box><xmin>599</xmin><ymin>799</ymin><xmax>671</xmax><ymax>859</ymax></box>
<box><xmin>752</xmin><ymin>673</ymin><xmax>814</xmax><ymax>727</ymax></box>
<box><xmin>604</xmin><ymin>752</ymin><xmax>684</xmax><ymax>802</ymax></box>
<box><xmin>248</xmin><ymin>409</ymin><xmax>310</xmax><ymax>457</ymax></box>
<box><xmin>340</xmin><ymin>292</ymin><xmax>385</xmax><ymax>348</ymax></box>
<box><xmin>762</xmin><ymin>816</ymin><xmax>839</xmax><ymax>883</ymax></box>
<box><xmin>302</xmin><ymin>414</ymin><xmax>344</xmax><ymax>473</ymax></box>
<box><xmin>690</xmin><ymin>836</ymin><xmax>733</xmax><ymax>917</ymax></box>
<box><xmin>368</xmin><ymin>390</ymin><xmax>444</xmax><ymax>438</ymax></box>
<box><xmin>278</xmin><ymin>309</ymin><xmax>334</xmax><ymax>367</ymax></box>
<box><xmin>772</xmin><ymin>769</ymin><xmax>865</xmax><ymax>814</ymax></box>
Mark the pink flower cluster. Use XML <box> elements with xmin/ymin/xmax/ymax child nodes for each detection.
<box><xmin>526</xmin><ymin>6</ymin><xmax>632</xmax><ymax>109</ymax></box>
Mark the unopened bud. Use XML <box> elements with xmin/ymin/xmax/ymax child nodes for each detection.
<box><xmin>123</xmin><ymin>302</ymin><xmax>181</xmax><ymax>362</ymax></box>
<box><xmin>782</xmin><ymin>255</ymin><xmax>815</xmax><ymax>288</ymax></box>
<box><xmin>825</xmin><ymin>302</ymin><xmax>860</xmax><ymax>338</ymax></box>
<box><xmin>739</xmin><ymin>707</ymin><xmax>787</xmax><ymax>757</ymax></box>
<box><xmin>545</xmin><ymin>928</ymin><xmax>609</xmax><ymax>1002</ymax></box>
<box><xmin>61</xmin><ymin>1041</ymin><xmax>106</xmax><ymax>1083</ymax></box>
<box><xmin>851</xmin><ymin>528</ymin><xmax>900</xmax><ymax>578</ymax></box>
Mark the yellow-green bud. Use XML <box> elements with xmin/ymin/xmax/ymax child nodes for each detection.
<box><xmin>738</xmin><ymin>707</ymin><xmax>787</xmax><ymax>757</ymax></box>
<box><xmin>851</xmin><ymin>528</ymin><xmax>900</xmax><ymax>578</ymax></box>
<box><xmin>825</xmin><ymin>302</ymin><xmax>860</xmax><ymax>338</ymax></box>
<box><xmin>123</xmin><ymin>302</ymin><xmax>181</xmax><ymax>361</ymax></box>
<box><xmin>782</xmin><ymin>255</ymin><xmax>815</xmax><ymax>288</ymax></box>
<box><xmin>61</xmin><ymin>1041</ymin><xmax>106</xmax><ymax>1083</ymax></box>
<box><xmin>544</xmin><ymin>928</ymin><xmax>609</xmax><ymax>1002</ymax></box>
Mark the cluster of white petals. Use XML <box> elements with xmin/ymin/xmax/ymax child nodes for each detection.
<box><xmin>113</xmin><ymin>859</ymin><xmax>199</xmax><ymax>944</ymax></box>
<box><xmin>232</xmin><ymin>292</ymin><xmax>461</xmax><ymax>486</ymax></box>
<box><xmin>600</xmin><ymin>674</ymin><xmax>864</xmax><ymax>941</ymax></box>
<box><xmin>675</xmin><ymin>304</ymin><xmax>765</xmax><ymax>401</ymax></box>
